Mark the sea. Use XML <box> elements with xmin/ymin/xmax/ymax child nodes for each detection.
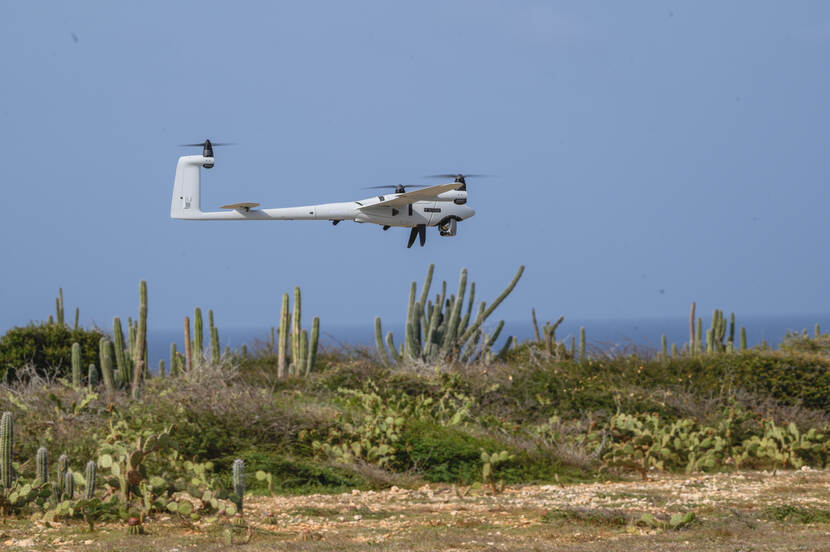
<box><xmin>146</xmin><ymin>314</ymin><xmax>830</xmax><ymax>371</ymax></box>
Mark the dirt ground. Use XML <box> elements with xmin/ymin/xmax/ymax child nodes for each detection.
<box><xmin>2</xmin><ymin>469</ymin><xmax>829</xmax><ymax>551</ymax></box>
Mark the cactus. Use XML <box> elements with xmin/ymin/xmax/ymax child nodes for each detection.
<box><xmin>88</xmin><ymin>363</ymin><xmax>98</xmax><ymax>388</ymax></box>
<box><xmin>375</xmin><ymin>317</ymin><xmax>390</xmax><ymax>366</ymax></box>
<box><xmin>211</xmin><ymin>325</ymin><xmax>220</xmax><ymax>364</ymax></box>
<box><xmin>193</xmin><ymin>307</ymin><xmax>204</xmax><ymax>368</ymax></box>
<box><xmin>531</xmin><ymin>308</ymin><xmax>542</xmax><ymax>342</ymax></box>
<box><xmin>131</xmin><ymin>280</ymin><xmax>148</xmax><ymax>398</ymax></box>
<box><xmin>661</xmin><ymin>335</ymin><xmax>668</xmax><ymax>360</ymax></box>
<box><xmin>696</xmin><ymin>317</ymin><xmax>703</xmax><ymax>353</ymax></box>
<box><xmin>113</xmin><ymin>317</ymin><xmax>130</xmax><ymax>387</ymax></box>
<box><xmin>74</xmin><ymin>307</ymin><xmax>80</xmax><ymax>331</ymax></box>
<box><xmin>84</xmin><ymin>461</ymin><xmax>96</xmax><ymax>500</ymax></box>
<box><xmin>232</xmin><ymin>458</ymin><xmax>245</xmax><ymax>512</ymax></box>
<box><xmin>158</xmin><ymin>359</ymin><xmax>166</xmax><ymax>377</ymax></box>
<box><xmin>36</xmin><ymin>446</ymin><xmax>49</xmax><ymax>484</ymax></box>
<box><xmin>99</xmin><ymin>338</ymin><xmax>115</xmax><ymax>392</ymax></box>
<box><xmin>815</xmin><ymin>323</ymin><xmax>821</xmax><ymax>338</ymax></box>
<box><xmin>57</xmin><ymin>454</ymin><xmax>69</xmax><ymax>495</ymax></box>
<box><xmin>377</xmin><ymin>265</ymin><xmax>522</xmax><ymax>365</ymax></box>
<box><xmin>71</xmin><ymin>342</ymin><xmax>82</xmax><ymax>387</ymax></box>
<box><xmin>184</xmin><ymin>316</ymin><xmax>192</xmax><ymax>372</ymax></box>
<box><xmin>291</xmin><ymin>287</ymin><xmax>302</xmax><ymax>374</ymax></box>
<box><xmin>56</xmin><ymin>288</ymin><xmax>65</xmax><ymax>325</ymax></box>
<box><xmin>63</xmin><ymin>470</ymin><xmax>74</xmax><ymax>500</ymax></box>
<box><xmin>579</xmin><ymin>327</ymin><xmax>586</xmax><ymax>361</ymax></box>
<box><xmin>671</xmin><ymin>343</ymin><xmax>678</xmax><ymax>358</ymax></box>
<box><xmin>209</xmin><ymin>309</ymin><xmax>220</xmax><ymax>363</ymax></box>
<box><xmin>169</xmin><ymin>343</ymin><xmax>178</xmax><ymax>376</ymax></box>
<box><xmin>241</xmin><ymin>344</ymin><xmax>248</xmax><ymax>359</ymax></box>
<box><xmin>1</xmin><ymin>412</ymin><xmax>13</xmax><ymax>489</ymax></box>
<box><xmin>740</xmin><ymin>327</ymin><xmax>747</xmax><ymax>351</ymax></box>
<box><xmin>278</xmin><ymin>293</ymin><xmax>289</xmax><ymax>378</ymax></box>
<box><xmin>688</xmin><ymin>301</ymin><xmax>696</xmax><ymax>356</ymax></box>
<box><xmin>306</xmin><ymin>317</ymin><xmax>320</xmax><ymax>376</ymax></box>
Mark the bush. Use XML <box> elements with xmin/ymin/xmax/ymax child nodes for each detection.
<box><xmin>0</xmin><ymin>322</ymin><xmax>105</xmax><ymax>381</ymax></box>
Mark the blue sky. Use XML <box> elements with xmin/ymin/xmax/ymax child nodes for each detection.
<box><xmin>2</xmin><ymin>1</ymin><xmax>829</xmax><ymax>336</ymax></box>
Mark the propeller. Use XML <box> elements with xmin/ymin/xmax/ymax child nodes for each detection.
<box><xmin>364</xmin><ymin>184</ymin><xmax>428</xmax><ymax>194</ymax></box>
<box><xmin>424</xmin><ymin>173</ymin><xmax>489</xmax><ymax>190</ymax></box>
<box><xmin>179</xmin><ymin>139</ymin><xmax>235</xmax><ymax>163</ymax></box>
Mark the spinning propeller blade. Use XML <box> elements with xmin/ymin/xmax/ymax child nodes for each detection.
<box><xmin>179</xmin><ymin>139</ymin><xmax>236</xmax><ymax>160</ymax></box>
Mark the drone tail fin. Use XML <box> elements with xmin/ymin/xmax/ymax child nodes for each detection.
<box><xmin>170</xmin><ymin>155</ymin><xmax>208</xmax><ymax>219</ymax></box>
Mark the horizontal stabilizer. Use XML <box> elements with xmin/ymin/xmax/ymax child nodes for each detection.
<box><xmin>220</xmin><ymin>202</ymin><xmax>260</xmax><ymax>211</ymax></box>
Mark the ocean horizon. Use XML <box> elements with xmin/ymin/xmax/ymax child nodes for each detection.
<box><xmin>146</xmin><ymin>313</ymin><xmax>830</xmax><ymax>370</ymax></box>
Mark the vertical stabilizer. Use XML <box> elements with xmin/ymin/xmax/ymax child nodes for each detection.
<box><xmin>170</xmin><ymin>155</ymin><xmax>210</xmax><ymax>219</ymax></box>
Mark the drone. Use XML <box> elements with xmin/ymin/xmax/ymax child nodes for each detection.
<box><xmin>170</xmin><ymin>140</ymin><xmax>478</xmax><ymax>247</ymax></box>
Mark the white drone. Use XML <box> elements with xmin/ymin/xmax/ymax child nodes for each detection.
<box><xmin>170</xmin><ymin>140</ymin><xmax>477</xmax><ymax>248</ymax></box>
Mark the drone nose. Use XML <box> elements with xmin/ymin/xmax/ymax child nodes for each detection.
<box><xmin>463</xmin><ymin>206</ymin><xmax>476</xmax><ymax>219</ymax></box>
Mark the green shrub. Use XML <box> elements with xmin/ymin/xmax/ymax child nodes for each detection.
<box><xmin>0</xmin><ymin>323</ymin><xmax>105</xmax><ymax>381</ymax></box>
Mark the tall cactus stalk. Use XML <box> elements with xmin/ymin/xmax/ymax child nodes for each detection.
<box><xmin>193</xmin><ymin>308</ymin><xmax>203</xmax><ymax>369</ymax></box>
<box><xmin>740</xmin><ymin>326</ymin><xmax>747</xmax><ymax>351</ymax></box>
<box><xmin>99</xmin><ymin>338</ymin><xmax>115</xmax><ymax>392</ymax></box>
<box><xmin>0</xmin><ymin>412</ymin><xmax>13</xmax><ymax>489</ymax></box>
<box><xmin>209</xmin><ymin>310</ymin><xmax>220</xmax><ymax>363</ymax></box>
<box><xmin>158</xmin><ymin>359</ymin><xmax>166</xmax><ymax>377</ymax></box>
<box><xmin>71</xmin><ymin>342</ymin><xmax>82</xmax><ymax>387</ymax></box>
<box><xmin>291</xmin><ymin>287</ymin><xmax>302</xmax><ymax>374</ymax></box>
<box><xmin>170</xmin><ymin>343</ymin><xmax>178</xmax><ymax>376</ymax></box>
<box><xmin>579</xmin><ymin>326</ymin><xmax>586</xmax><ymax>361</ymax></box>
<box><xmin>113</xmin><ymin>317</ymin><xmax>129</xmax><ymax>388</ymax></box>
<box><xmin>84</xmin><ymin>461</ymin><xmax>96</xmax><ymax>500</ymax></box>
<box><xmin>441</xmin><ymin>269</ymin><xmax>468</xmax><ymax>357</ymax></box>
<box><xmin>661</xmin><ymin>335</ymin><xmax>668</xmax><ymax>360</ymax></box>
<box><xmin>232</xmin><ymin>459</ymin><xmax>245</xmax><ymax>512</ymax></box>
<box><xmin>57</xmin><ymin>288</ymin><xmax>65</xmax><ymax>326</ymax></box>
<box><xmin>689</xmin><ymin>301</ymin><xmax>696</xmax><ymax>356</ymax></box>
<box><xmin>73</xmin><ymin>307</ymin><xmax>79</xmax><ymax>331</ymax></box>
<box><xmin>63</xmin><ymin>470</ymin><xmax>74</xmax><ymax>500</ymax></box>
<box><xmin>184</xmin><ymin>316</ymin><xmax>192</xmax><ymax>373</ymax></box>
<box><xmin>278</xmin><ymin>293</ymin><xmax>289</xmax><ymax>378</ymax></box>
<box><xmin>306</xmin><ymin>317</ymin><xmax>320</xmax><ymax>376</ymax></box>
<box><xmin>87</xmin><ymin>364</ymin><xmax>98</xmax><ymax>388</ymax></box>
<box><xmin>36</xmin><ymin>447</ymin><xmax>48</xmax><ymax>484</ymax></box>
<box><xmin>375</xmin><ymin>317</ymin><xmax>390</xmax><ymax>366</ymax></box>
<box><xmin>131</xmin><ymin>280</ymin><xmax>147</xmax><ymax>399</ymax></box>
<box><xmin>57</xmin><ymin>454</ymin><xmax>69</xmax><ymax>495</ymax></box>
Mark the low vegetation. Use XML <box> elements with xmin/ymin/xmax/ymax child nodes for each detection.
<box><xmin>0</xmin><ymin>268</ymin><xmax>827</xmax><ymax>546</ymax></box>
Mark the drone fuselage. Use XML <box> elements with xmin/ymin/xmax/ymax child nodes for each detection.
<box><xmin>170</xmin><ymin>155</ymin><xmax>475</xmax><ymax>230</ymax></box>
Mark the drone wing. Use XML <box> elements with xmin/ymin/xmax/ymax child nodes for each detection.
<box><xmin>358</xmin><ymin>182</ymin><xmax>462</xmax><ymax>210</ymax></box>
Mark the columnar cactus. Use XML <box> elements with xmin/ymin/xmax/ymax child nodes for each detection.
<box><xmin>158</xmin><ymin>359</ymin><xmax>166</xmax><ymax>377</ymax></box>
<box><xmin>71</xmin><ymin>342</ymin><xmax>82</xmax><ymax>387</ymax></box>
<box><xmin>99</xmin><ymin>338</ymin><xmax>115</xmax><ymax>392</ymax></box>
<box><xmin>184</xmin><ymin>316</ymin><xmax>192</xmax><ymax>372</ymax></box>
<box><xmin>84</xmin><ymin>461</ymin><xmax>96</xmax><ymax>500</ymax></box>
<box><xmin>57</xmin><ymin>454</ymin><xmax>69</xmax><ymax>495</ymax></box>
<box><xmin>377</xmin><ymin>265</ymin><xmax>523</xmax><ymax>365</ymax></box>
<box><xmin>232</xmin><ymin>458</ymin><xmax>245</xmax><ymax>512</ymax></box>
<box><xmin>37</xmin><ymin>446</ymin><xmax>49</xmax><ymax>484</ymax></box>
<box><xmin>193</xmin><ymin>307</ymin><xmax>204</xmax><ymax>368</ymax></box>
<box><xmin>169</xmin><ymin>343</ymin><xmax>178</xmax><ymax>376</ymax></box>
<box><xmin>56</xmin><ymin>288</ymin><xmax>65</xmax><ymax>325</ymax></box>
<box><xmin>0</xmin><ymin>412</ymin><xmax>13</xmax><ymax>489</ymax></box>
<box><xmin>63</xmin><ymin>470</ymin><xmax>74</xmax><ymax>500</ymax></box>
<box><xmin>375</xmin><ymin>317</ymin><xmax>390</xmax><ymax>366</ymax></box>
<box><xmin>740</xmin><ymin>327</ymin><xmax>747</xmax><ymax>351</ymax></box>
<box><xmin>88</xmin><ymin>364</ymin><xmax>98</xmax><ymax>388</ymax></box>
<box><xmin>74</xmin><ymin>307</ymin><xmax>79</xmax><ymax>331</ymax></box>
<box><xmin>291</xmin><ymin>287</ymin><xmax>302</xmax><ymax>374</ymax></box>
<box><xmin>278</xmin><ymin>293</ymin><xmax>290</xmax><ymax>377</ymax></box>
<box><xmin>209</xmin><ymin>309</ymin><xmax>220</xmax><ymax>363</ymax></box>
<box><xmin>113</xmin><ymin>317</ymin><xmax>130</xmax><ymax>387</ymax></box>
<box><xmin>131</xmin><ymin>280</ymin><xmax>148</xmax><ymax>398</ymax></box>
<box><xmin>306</xmin><ymin>317</ymin><xmax>320</xmax><ymax>376</ymax></box>
<box><xmin>661</xmin><ymin>335</ymin><xmax>668</xmax><ymax>360</ymax></box>
<box><xmin>579</xmin><ymin>327</ymin><xmax>586</xmax><ymax>361</ymax></box>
